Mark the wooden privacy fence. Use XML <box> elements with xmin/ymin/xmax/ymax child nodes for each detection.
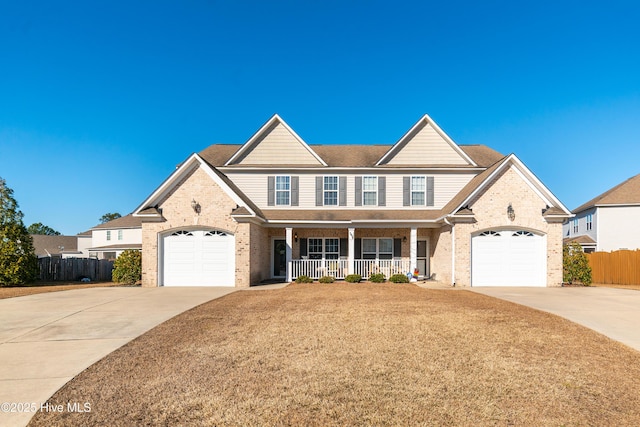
<box><xmin>586</xmin><ymin>250</ymin><xmax>640</xmax><ymax>286</ymax></box>
<box><xmin>38</xmin><ymin>258</ymin><xmax>114</xmax><ymax>282</ymax></box>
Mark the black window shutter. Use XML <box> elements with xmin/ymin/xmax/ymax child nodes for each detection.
<box><xmin>427</xmin><ymin>176</ymin><xmax>434</xmax><ymax>207</ymax></box>
<box><xmin>394</xmin><ymin>238</ymin><xmax>402</xmax><ymax>257</ymax></box>
<box><xmin>339</xmin><ymin>176</ymin><xmax>347</xmax><ymax>206</ymax></box>
<box><xmin>267</xmin><ymin>176</ymin><xmax>275</xmax><ymax>206</ymax></box>
<box><xmin>300</xmin><ymin>238</ymin><xmax>307</xmax><ymax>257</ymax></box>
<box><xmin>291</xmin><ymin>176</ymin><xmax>299</xmax><ymax>206</ymax></box>
<box><xmin>403</xmin><ymin>176</ymin><xmax>410</xmax><ymax>206</ymax></box>
<box><xmin>355</xmin><ymin>238</ymin><xmax>362</xmax><ymax>259</ymax></box>
<box><xmin>355</xmin><ymin>177</ymin><xmax>362</xmax><ymax>206</ymax></box>
<box><xmin>339</xmin><ymin>238</ymin><xmax>348</xmax><ymax>257</ymax></box>
<box><xmin>315</xmin><ymin>176</ymin><xmax>323</xmax><ymax>206</ymax></box>
<box><xmin>378</xmin><ymin>176</ymin><xmax>386</xmax><ymax>206</ymax></box>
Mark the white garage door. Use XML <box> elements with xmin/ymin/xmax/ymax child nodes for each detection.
<box><xmin>472</xmin><ymin>230</ymin><xmax>546</xmax><ymax>287</ymax></box>
<box><xmin>163</xmin><ymin>230</ymin><xmax>235</xmax><ymax>286</ymax></box>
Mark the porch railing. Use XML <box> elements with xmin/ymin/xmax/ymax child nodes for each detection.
<box><xmin>291</xmin><ymin>259</ymin><xmax>411</xmax><ymax>280</ymax></box>
<box><xmin>291</xmin><ymin>259</ymin><xmax>349</xmax><ymax>280</ymax></box>
<box><xmin>353</xmin><ymin>259</ymin><xmax>411</xmax><ymax>279</ymax></box>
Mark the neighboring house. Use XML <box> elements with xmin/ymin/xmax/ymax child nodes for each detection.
<box><xmin>84</xmin><ymin>214</ymin><xmax>143</xmax><ymax>260</ymax></box>
<box><xmin>31</xmin><ymin>235</ymin><xmax>83</xmax><ymax>258</ymax></box>
<box><xmin>563</xmin><ymin>173</ymin><xmax>640</xmax><ymax>252</ymax></box>
<box><xmin>133</xmin><ymin>114</ymin><xmax>572</xmax><ymax>288</ymax></box>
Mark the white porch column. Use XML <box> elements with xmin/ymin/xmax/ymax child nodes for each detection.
<box><xmin>410</xmin><ymin>227</ymin><xmax>417</xmax><ymax>272</ymax></box>
<box><xmin>348</xmin><ymin>227</ymin><xmax>355</xmax><ymax>275</ymax></box>
<box><xmin>285</xmin><ymin>227</ymin><xmax>293</xmax><ymax>282</ymax></box>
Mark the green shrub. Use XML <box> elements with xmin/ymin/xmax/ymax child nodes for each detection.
<box><xmin>295</xmin><ymin>275</ymin><xmax>313</xmax><ymax>283</ymax></box>
<box><xmin>345</xmin><ymin>274</ymin><xmax>362</xmax><ymax>283</ymax></box>
<box><xmin>318</xmin><ymin>275</ymin><xmax>335</xmax><ymax>283</ymax></box>
<box><xmin>563</xmin><ymin>243</ymin><xmax>592</xmax><ymax>285</ymax></box>
<box><xmin>111</xmin><ymin>249</ymin><xmax>141</xmax><ymax>285</ymax></box>
<box><xmin>369</xmin><ymin>273</ymin><xmax>386</xmax><ymax>283</ymax></box>
<box><xmin>389</xmin><ymin>273</ymin><xmax>410</xmax><ymax>283</ymax></box>
<box><xmin>0</xmin><ymin>178</ymin><xmax>39</xmax><ymax>286</ymax></box>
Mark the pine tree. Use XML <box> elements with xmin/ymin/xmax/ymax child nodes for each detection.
<box><xmin>0</xmin><ymin>178</ymin><xmax>38</xmax><ymax>286</ymax></box>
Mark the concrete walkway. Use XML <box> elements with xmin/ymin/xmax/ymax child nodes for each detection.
<box><xmin>470</xmin><ymin>286</ymin><xmax>640</xmax><ymax>352</ymax></box>
<box><xmin>0</xmin><ymin>286</ymin><xmax>236</xmax><ymax>427</ymax></box>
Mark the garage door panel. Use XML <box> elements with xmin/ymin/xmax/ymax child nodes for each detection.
<box><xmin>472</xmin><ymin>230</ymin><xmax>545</xmax><ymax>287</ymax></box>
<box><xmin>163</xmin><ymin>230</ymin><xmax>235</xmax><ymax>287</ymax></box>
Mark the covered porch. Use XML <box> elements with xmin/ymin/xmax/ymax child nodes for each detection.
<box><xmin>271</xmin><ymin>226</ymin><xmax>435</xmax><ymax>281</ymax></box>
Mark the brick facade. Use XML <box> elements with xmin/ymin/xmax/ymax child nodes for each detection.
<box><xmin>141</xmin><ymin>166</ymin><xmax>252</xmax><ymax>288</ymax></box>
<box><xmin>451</xmin><ymin>167</ymin><xmax>563</xmax><ymax>287</ymax></box>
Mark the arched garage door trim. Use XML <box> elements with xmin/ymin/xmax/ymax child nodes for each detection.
<box><xmin>160</xmin><ymin>227</ymin><xmax>236</xmax><ymax>287</ymax></box>
<box><xmin>471</xmin><ymin>228</ymin><xmax>546</xmax><ymax>287</ymax></box>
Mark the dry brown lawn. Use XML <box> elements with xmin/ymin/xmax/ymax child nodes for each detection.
<box><xmin>30</xmin><ymin>283</ymin><xmax>640</xmax><ymax>426</ymax></box>
<box><xmin>0</xmin><ymin>281</ymin><xmax>124</xmax><ymax>299</ymax></box>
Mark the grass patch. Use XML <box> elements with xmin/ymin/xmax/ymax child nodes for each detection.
<box><xmin>30</xmin><ymin>283</ymin><xmax>640</xmax><ymax>426</ymax></box>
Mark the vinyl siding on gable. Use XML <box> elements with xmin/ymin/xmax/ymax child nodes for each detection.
<box><xmin>233</xmin><ymin>122</ymin><xmax>324</xmax><ymax>165</ymax></box>
<box><xmin>384</xmin><ymin>123</ymin><xmax>470</xmax><ymax>166</ymax></box>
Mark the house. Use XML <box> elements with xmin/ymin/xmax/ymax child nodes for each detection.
<box><xmin>82</xmin><ymin>214</ymin><xmax>143</xmax><ymax>260</ymax></box>
<box><xmin>133</xmin><ymin>114</ymin><xmax>572</xmax><ymax>288</ymax></box>
<box><xmin>31</xmin><ymin>235</ymin><xmax>83</xmax><ymax>258</ymax></box>
<box><xmin>563</xmin><ymin>173</ymin><xmax>640</xmax><ymax>252</ymax></box>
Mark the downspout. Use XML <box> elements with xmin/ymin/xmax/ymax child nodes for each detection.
<box><xmin>443</xmin><ymin>217</ymin><xmax>455</xmax><ymax>286</ymax></box>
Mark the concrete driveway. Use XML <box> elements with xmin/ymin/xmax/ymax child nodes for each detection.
<box><xmin>470</xmin><ymin>286</ymin><xmax>640</xmax><ymax>352</ymax></box>
<box><xmin>0</xmin><ymin>286</ymin><xmax>236</xmax><ymax>427</ymax></box>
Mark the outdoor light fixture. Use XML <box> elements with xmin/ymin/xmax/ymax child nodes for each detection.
<box><xmin>507</xmin><ymin>203</ymin><xmax>515</xmax><ymax>221</ymax></box>
<box><xmin>294</xmin><ymin>232</ymin><xmax>298</xmax><ymax>242</ymax></box>
<box><xmin>403</xmin><ymin>236</ymin><xmax>407</xmax><ymax>243</ymax></box>
<box><xmin>191</xmin><ymin>199</ymin><xmax>201</xmax><ymax>214</ymax></box>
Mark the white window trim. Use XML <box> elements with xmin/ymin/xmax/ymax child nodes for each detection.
<box><xmin>361</xmin><ymin>237</ymin><xmax>394</xmax><ymax>259</ymax></box>
<box><xmin>275</xmin><ymin>175</ymin><xmax>291</xmax><ymax>206</ymax></box>
<box><xmin>106</xmin><ymin>230</ymin><xmax>111</xmax><ymax>241</ymax></box>
<box><xmin>118</xmin><ymin>230</ymin><xmax>123</xmax><ymax>241</ymax></box>
<box><xmin>573</xmin><ymin>218</ymin><xmax>579</xmax><ymax>233</ymax></box>
<box><xmin>586</xmin><ymin>214</ymin><xmax>593</xmax><ymax>231</ymax></box>
<box><xmin>307</xmin><ymin>237</ymin><xmax>340</xmax><ymax>260</ymax></box>
<box><xmin>411</xmin><ymin>175</ymin><xmax>426</xmax><ymax>206</ymax></box>
<box><xmin>323</xmin><ymin>176</ymin><xmax>338</xmax><ymax>206</ymax></box>
<box><xmin>362</xmin><ymin>176</ymin><xmax>377</xmax><ymax>206</ymax></box>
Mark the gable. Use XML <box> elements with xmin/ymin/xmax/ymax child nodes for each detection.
<box><xmin>133</xmin><ymin>153</ymin><xmax>260</xmax><ymax>219</ymax></box>
<box><xmin>377</xmin><ymin>115</ymin><xmax>476</xmax><ymax>166</ymax></box>
<box><xmin>225</xmin><ymin>115</ymin><xmax>326</xmax><ymax>166</ymax></box>
<box><xmin>442</xmin><ymin>154</ymin><xmax>572</xmax><ymax>221</ymax></box>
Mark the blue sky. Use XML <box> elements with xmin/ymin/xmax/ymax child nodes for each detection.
<box><xmin>1</xmin><ymin>1</ymin><xmax>639</xmax><ymax>235</ymax></box>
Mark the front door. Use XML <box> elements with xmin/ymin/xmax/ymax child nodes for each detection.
<box><xmin>273</xmin><ymin>239</ymin><xmax>287</xmax><ymax>277</ymax></box>
<box><xmin>417</xmin><ymin>240</ymin><xmax>429</xmax><ymax>278</ymax></box>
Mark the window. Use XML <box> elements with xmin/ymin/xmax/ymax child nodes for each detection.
<box><xmin>103</xmin><ymin>252</ymin><xmax>116</xmax><ymax>261</ymax></box>
<box><xmin>573</xmin><ymin>218</ymin><xmax>579</xmax><ymax>233</ymax></box>
<box><xmin>362</xmin><ymin>238</ymin><xmax>393</xmax><ymax>260</ymax></box>
<box><xmin>512</xmin><ymin>231</ymin><xmax>534</xmax><ymax>237</ymax></box>
<box><xmin>275</xmin><ymin>176</ymin><xmax>290</xmax><ymax>206</ymax></box>
<box><xmin>363</xmin><ymin>176</ymin><xmax>377</xmax><ymax>206</ymax></box>
<box><xmin>324</xmin><ymin>176</ymin><xmax>338</xmax><ymax>206</ymax></box>
<box><xmin>205</xmin><ymin>230</ymin><xmax>227</xmax><ymax>237</ymax></box>
<box><xmin>479</xmin><ymin>231</ymin><xmax>501</xmax><ymax>237</ymax></box>
<box><xmin>118</xmin><ymin>230</ymin><xmax>123</xmax><ymax>241</ymax></box>
<box><xmin>308</xmin><ymin>238</ymin><xmax>339</xmax><ymax>260</ymax></box>
<box><xmin>586</xmin><ymin>214</ymin><xmax>593</xmax><ymax>231</ymax></box>
<box><xmin>411</xmin><ymin>176</ymin><xmax>426</xmax><ymax>206</ymax></box>
<box><xmin>106</xmin><ymin>230</ymin><xmax>111</xmax><ymax>241</ymax></box>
